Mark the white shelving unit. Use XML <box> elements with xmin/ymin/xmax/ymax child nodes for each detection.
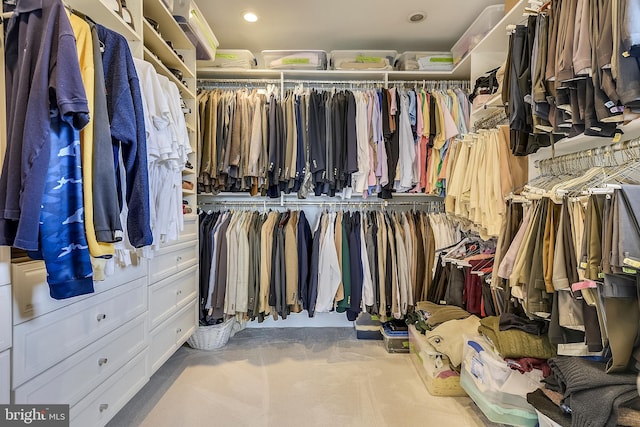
<box><xmin>3</xmin><ymin>1</ymin><xmax>201</xmax><ymax>425</ymax></box>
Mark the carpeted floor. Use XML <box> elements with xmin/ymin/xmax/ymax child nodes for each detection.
<box><xmin>107</xmin><ymin>327</ymin><xmax>501</xmax><ymax>427</ymax></box>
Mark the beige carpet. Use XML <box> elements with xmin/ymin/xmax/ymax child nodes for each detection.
<box><xmin>107</xmin><ymin>327</ymin><xmax>502</xmax><ymax>427</ymax></box>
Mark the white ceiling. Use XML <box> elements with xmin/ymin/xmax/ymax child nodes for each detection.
<box><xmin>195</xmin><ymin>0</ymin><xmax>504</xmax><ymax>54</ymax></box>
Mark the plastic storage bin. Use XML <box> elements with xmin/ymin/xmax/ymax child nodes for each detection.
<box><xmin>460</xmin><ymin>335</ymin><xmax>541</xmax><ymax>426</ymax></box>
<box><xmin>395</xmin><ymin>51</ymin><xmax>454</xmax><ymax>71</ymax></box>
<box><xmin>460</xmin><ymin>371</ymin><xmax>538</xmax><ymax>427</ymax></box>
<box><xmin>535</xmin><ymin>410</ymin><xmax>563</xmax><ymax>427</ymax></box>
<box><xmin>451</xmin><ymin>4</ymin><xmax>505</xmax><ymax>65</ymax></box>
<box><xmin>211</xmin><ymin>49</ymin><xmax>257</xmax><ymax>69</ymax></box>
<box><xmin>408</xmin><ymin>325</ymin><xmax>467</xmax><ymax>396</ymax></box>
<box><xmin>330</xmin><ymin>50</ymin><xmax>397</xmax><ymax>70</ymax></box>
<box><xmin>355</xmin><ymin>313</ymin><xmax>383</xmax><ymax>340</ymax></box>
<box><xmin>381</xmin><ymin>324</ymin><xmax>409</xmax><ymax>353</ymax></box>
<box><xmin>261</xmin><ymin>50</ymin><xmax>327</xmax><ymax>70</ymax></box>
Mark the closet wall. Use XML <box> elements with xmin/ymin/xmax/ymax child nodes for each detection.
<box><xmin>193</xmin><ymin>0</ymin><xmax>529</xmax><ymax>328</ymax></box>
<box><xmin>1</xmin><ymin>1</ymin><xmax>200</xmax><ymax>425</ymax></box>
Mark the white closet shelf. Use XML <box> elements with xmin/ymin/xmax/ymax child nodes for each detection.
<box><xmin>470</xmin><ymin>93</ymin><xmax>504</xmax><ymax>117</ymax></box>
<box><xmin>181</xmin><ymin>169</ymin><xmax>196</xmax><ymax>176</ymax></box>
<box><xmin>68</xmin><ymin>0</ymin><xmax>141</xmax><ymax>42</ymax></box>
<box><xmin>196</xmin><ymin>68</ymin><xmax>471</xmax><ymax>82</ymax></box>
<box><xmin>195</xmin><ymin>0</ymin><xmax>528</xmax><ymax>84</ymax></box>
<box><xmin>529</xmin><ymin>118</ymin><xmax>640</xmax><ymax>161</ymax></box>
<box><xmin>182</xmin><ymin>213</ymin><xmax>198</xmax><ymax>222</ymax></box>
<box><xmin>143</xmin><ymin>47</ymin><xmax>196</xmax><ymax>99</ymax></box>
<box><xmin>182</xmin><ymin>189</ymin><xmax>196</xmax><ymax>196</ymax></box>
<box><xmin>142</xmin><ymin>0</ymin><xmax>193</xmax><ymax>50</ymax></box>
<box><xmin>143</xmin><ymin>21</ymin><xmax>195</xmax><ymax>80</ymax></box>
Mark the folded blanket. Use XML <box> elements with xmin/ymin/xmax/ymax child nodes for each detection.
<box><xmin>479</xmin><ymin>316</ymin><xmax>556</xmax><ymax>359</ymax></box>
<box><xmin>415</xmin><ymin>301</ymin><xmax>471</xmax><ymax>327</ymax></box>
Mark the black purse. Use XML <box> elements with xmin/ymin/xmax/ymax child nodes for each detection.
<box><xmin>469</xmin><ymin>66</ymin><xmax>500</xmax><ymax>103</ymax></box>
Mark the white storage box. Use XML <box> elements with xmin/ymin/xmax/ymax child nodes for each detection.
<box><xmin>451</xmin><ymin>4</ymin><xmax>505</xmax><ymax>65</ymax></box>
<box><xmin>396</xmin><ymin>51</ymin><xmax>453</xmax><ymax>71</ymax></box>
<box><xmin>330</xmin><ymin>50</ymin><xmax>397</xmax><ymax>70</ymax></box>
<box><xmin>211</xmin><ymin>49</ymin><xmax>257</xmax><ymax>69</ymax></box>
<box><xmin>261</xmin><ymin>50</ymin><xmax>327</xmax><ymax>70</ymax></box>
<box><xmin>460</xmin><ymin>335</ymin><xmax>541</xmax><ymax>425</ymax></box>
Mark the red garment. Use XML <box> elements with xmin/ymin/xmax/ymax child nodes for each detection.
<box><xmin>505</xmin><ymin>357</ymin><xmax>551</xmax><ymax>377</ymax></box>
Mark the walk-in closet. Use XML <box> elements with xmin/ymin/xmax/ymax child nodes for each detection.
<box><xmin>2</xmin><ymin>0</ymin><xmax>640</xmax><ymax>426</ymax></box>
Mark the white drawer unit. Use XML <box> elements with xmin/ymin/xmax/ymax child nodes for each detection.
<box><xmin>12</xmin><ymin>258</ymin><xmax>147</xmax><ymax>324</ymax></box>
<box><xmin>149</xmin><ymin>300</ymin><xmax>197</xmax><ymax>374</ymax></box>
<box><xmin>13</xmin><ymin>314</ymin><xmax>148</xmax><ymax>407</ymax></box>
<box><xmin>0</xmin><ymin>350</ymin><xmax>9</xmax><ymax>404</ymax></box>
<box><xmin>70</xmin><ymin>349</ymin><xmax>148</xmax><ymax>427</ymax></box>
<box><xmin>149</xmin><ymin>264</ymin><xmax>197</xmax><ymax>329</ymax></box>
<box><xmin>149</xmin><ymin>240</ymin><xmax>198</xmax><ymax>284</ymax></box>
<box><xmin>12</xmin><ymin>277</ymin><xmax>147</xmax><ymax>387</ymax></box>
<box><xmin>0</xmin><ymin>284</ymin><xmax>11</xmax><ymax>352</ymax></box>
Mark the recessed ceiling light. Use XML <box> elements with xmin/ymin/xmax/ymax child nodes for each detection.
<box><xmin>243</xmin><ymin>12</ymin><xmax>258</xmax><ymax>23</ymax></box>
<box><xmin>408</xmin><ymin>11</ymin><xmax>427</xmax><ymax>23</ymax></box>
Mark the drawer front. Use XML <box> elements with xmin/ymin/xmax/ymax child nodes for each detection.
<box><xmin>149</xmin><ymin>241</ymin><xmax>198</xmax><ymax>284</ymax></box>
<box><xmin>14</xmin><ymin>314</ymin><xmax>148</xmax><ymax>407</ymax></box>
<box><xmin>13</xmin><ymin>277</ymin><xmax>147</xmax><ymax>387</ymax></box>
<box><xmin>71</xmin><ymin>349</ymin><xmax>148</xmax><ymax>427</ymax></box>
<box><xmin>12</xmin><ymin>258</ymin><xmax>147</xmax><ymax>324</ymax></box>
<box><xmin>0</xmin><ymin>247</ymin><xmax>9</xmax><ymax>286</ymax></box>
<box><xmin>149</xmin><ymin>300</ymin><xmax>196</xmax><ymax>374</ymax></box>
<box><xmin>175</xmin><ymin>301</ymin><xmax>197</xmax><ymax>346</ymax></box>
<box><xmin>0</xmin><ymin>350</ymin><xmax>9</xmax><ymax>404</ymax></box>
<box><xmin>149</xmin><ymin>265</ymin><xmax>197</xmax><ymax>329</ymax></box>
<box><xmin>0</xmin><ymin>285</ymin><xmax>11</xmax><ymax>352</ymax></box>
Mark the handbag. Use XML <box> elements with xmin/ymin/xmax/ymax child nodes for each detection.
<box><xmin>469</xmin><ymin>66</ymin><xmax>500</xmax><ymax>104</ymax></box>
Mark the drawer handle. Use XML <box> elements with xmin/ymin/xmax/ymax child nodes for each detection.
<box><xmin>176</xmin><ymin>256</ymin><xmax>183</xmax><ymax>262</ymax></box>
<box><xmin>176</xmin><ymin>290</ymin><xmax>182</xmax><ymax>295</ymax></box>
<box><xmin>97</xmin><ymin>313</ymin><xmax>107</xmax><ymax>322</ymax></box>
<box><xmin>176</xmin><ymin>328</ymin><xmax>182</xmax><ymax>334</ymax></box>
<box><xmin>98</xmin><ymin>357</ymin><xmax>108</xmax><ymax>366</ymax></box>
<box><xmin>99</xmin><ymin>404</ymin><xmax>109</xmax><ymax>413</ymax></box>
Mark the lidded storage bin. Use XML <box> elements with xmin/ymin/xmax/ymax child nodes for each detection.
<box><xmin>451</xmin><ymin>4</ymin><xmax>505</xmax><ymax>65</ymax></box>
<box><xmin>261</xmin><ymin>50</ymin><xmax>328</xmax><ymax>70</ymax></box>
<box><xmin>210</xmin><ymin>49</ymin><xmax>257</xmax><ymax>69</ymax></box>
<box><xmin>395</xmin><ymin>51</ymin><xmax>453</xmax><ymax>71</ymax></box>
<box><xmin>330</xmin><ymin>50</ymin><xmax>397</xmax><ymax>70</ymax></box>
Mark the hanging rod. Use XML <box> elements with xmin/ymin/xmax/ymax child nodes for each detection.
<box><xmin>534</xmin><ymin>136</ymin><xmax>640</xmax><ymax>170</ymax></box>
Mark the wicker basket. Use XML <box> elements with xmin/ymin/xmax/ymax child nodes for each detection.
<box><xmin>187</xmin><ymin>317</ymin><xmax>235</xmax><ymax>350</ymax></box>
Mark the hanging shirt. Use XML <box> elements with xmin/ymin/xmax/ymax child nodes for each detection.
<box><xmin>1</xmin><ymin>0</ymin><xmax>89</xmax><ymax>250</ymax></box>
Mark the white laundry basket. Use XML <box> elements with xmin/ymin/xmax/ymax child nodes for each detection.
<box><xmin>187</xmin><ymin>317</ymin><xmax>235</xmax><ymax>350</ymax></box>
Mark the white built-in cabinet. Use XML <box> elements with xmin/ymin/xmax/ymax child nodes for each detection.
<box><xmin>0</xmin><ymin>0</ymin><xmax>200</xmax><ymax>425</ymax></box>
